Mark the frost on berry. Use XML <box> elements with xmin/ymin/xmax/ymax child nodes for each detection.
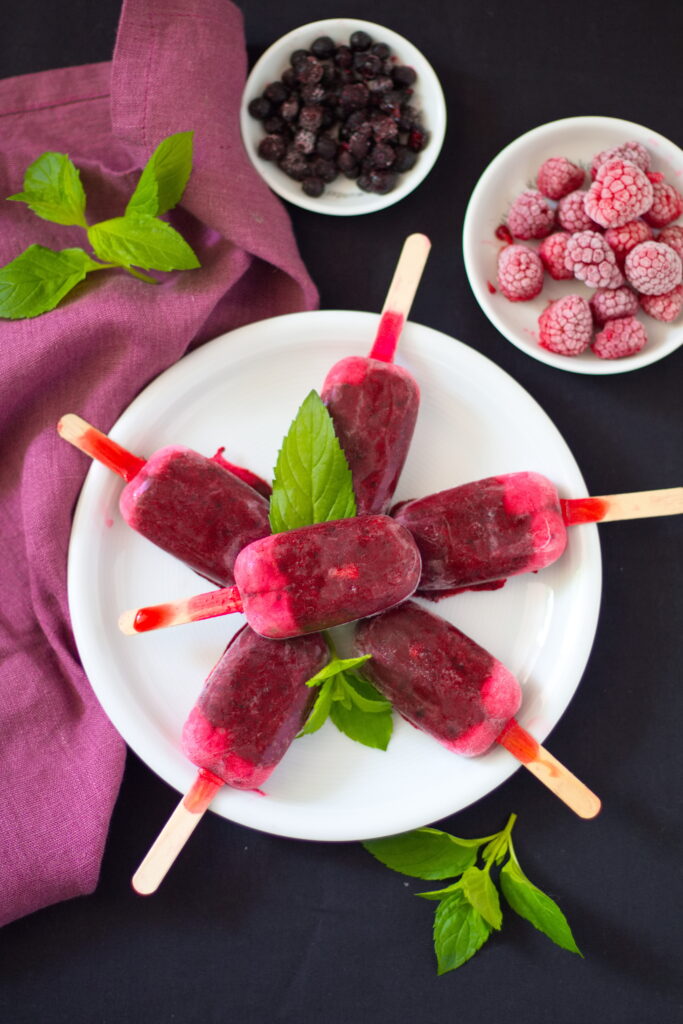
<box><xmin>557</xmin><ymin>190</ymin><xmax>599</xmax><ymax>233</ymax></box>
<box><xmin>592</xmin><ymin>316</ymin><xmax>648</xmax><ymax>359</ymax></box>
<box><xmin>536</xmin><ymin>157</ymin><xmax>584</xmax><ymax>200</ymax></box>
<box><xmin>604</xmin><ymin>220</ymin><xmax>653</xmax><ymax>266</ymax></box>
<box><xmin>640</xmin><ymin>284</ymin><xmax>683</xmax><ymax>322</ymax></box>
<box><xmin>497</xmin><ymin>244</ymin><xmax>544</xmax><ymax>301</ymax></box>
<box><xmin>538</xmin><ymin>295</ymin><xmax>593</xmax><ymax>356</ymax></box>
<box><xmin>539</xmin><ymin>232</ymin><xmax>573</xmax><ymax>279</ymax></box>
<box><xmin>564</xmin><ymin>230</ymin><xmax>623</xmax><ymax>289</ymax></box>
<box><xmin>584</xmin><ymin>159</ymin><xmax>654</xmax><ymax>229</ymax></box>
<box><xmin>658</xmin><ymin>224</ymin><xmax>683</xmax><ymax>260</ymax></box>
<box><xmin>625</xmin><ymin>241</ymin><xmax>683</xmax><ymax>295</ymax></box>
<box><xmin>590</xmin><ymin>141</ymin><xmax>651</xmax><ymax>179</ymax></box>
<box><xmin>642</xmin><ymin>180</ymin><xmax>683</xmax><ymax>228</ymax></box>
<box><xmin>589</xmin><ymin>286</ymin><xmax>639</xmax><ymax>326</ymax></box>
<box><xmin>506</xmin><ymin>189</ymin><xmax>555</xmax><ymax>239</ymax></box>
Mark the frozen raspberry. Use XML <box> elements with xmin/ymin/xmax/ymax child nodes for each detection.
<box><xmin>506</xmin><ymin>189</ymin><xmax>555</xmax><ymax>239</ymax></box>
<box><xmin>536</xmin><ymin>157</ymin><xmax>585</xmax><ymax>200</ymax></box>
<box><xmin>557</xmin><ymin>190</ymin><xmax>599</xmax><ymax>233</ymax></box>
<box><xmin>604</xmin><ymin>219</ymin><xmax>653</xmax><ymax>266</ymax></box>
<box><xmin>592</xmin><ymin>316</ymin><xmax>648</xmax><ymax>359</ymax></box>
<box><xmin>564</xmin><ymin>230</ymin><xmax>623</xmax><ymax>288</ymax></box>
<box><xmin>538</xmin><ymin>232</ymin><xmax>573</xmax><ymax>279</ymax></box>
<box><xmin>589</xmin><ymin>286</ymin><xmax>639</xmax><ymax>325</ymax></box>
<box><xmin>625</xmin><ymin>241</ymin><xmax>682</xmax><ymax>295</ymax></box>
<box><xmin>639</xmin><ymin>284</ymin><xmax>683</xmax><ymax>322</ymax></box>
<box><xmin>658</xmin><ymin>224</ymin><xmax>683</xmax><ymax>260</ymax></box>
<box><xmin>642</xmin><ymin>180</ymin><xmax>683</xmax><ymax>228</ymax></box>
<box><xmin>497</xmin><ymin>244</ymin><xmax>544</xmax><ymax>301</ymax></box>
<box><xmin>538</xmin><ymin>295</ymin><xmax>593</xmax><ymax>355</ymax></box>
<box><xmin>591</xmin><ymin>141</ymin><xmax>650</xmax><ymax>179</ymax></box>
<box><xmin>584</xmin><ymin>159</ymin><xmax>654</xmax><ymax>229</ymax></box>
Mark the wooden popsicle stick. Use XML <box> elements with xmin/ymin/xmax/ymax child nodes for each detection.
<box><xmin>119</xmin><ymin>586</ymin><xmax>244</xmax><ymax>634</ymax></box>
<box><xmin>369</xmin><ymin>233</ymin><xmax>432</xmax><ymax>362</ymax></box>
<box><xmin>57</xmin><ymin>413</ymin><xmax>146</xmax><ymax>482</ymax></box>
<box><xmin>497</xmin><ymin>719</ymin><xmax>601</xmax><ymax>819</ymax></box>
<box><xmin>132</xmin><ymin>770</ymin><xmax>223</xmax><ymax>895</ymax></box>
<box><xmin>561</xmin><ymin>487</ymin><xmax>683</xmax><ymax>525</ymax></box>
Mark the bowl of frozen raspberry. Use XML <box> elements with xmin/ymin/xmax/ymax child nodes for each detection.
<box><xmin>240</xmin><ymin>18</ymin><xmax>446</xmax><ymax>215</ymax></box>
<box><xmin>463</xmin><ymin>116</ymin><xmax>683</xmax><ymax>373</ymax></box>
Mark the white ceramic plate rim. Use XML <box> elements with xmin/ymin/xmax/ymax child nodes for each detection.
<box><xmin>240</xmin><ymin>18</ymin><xmax>447</xmax><ymax>215</ymax></box>
<box><xmin>463</xmin><ymin>115</ymin><xmax>683</xmax><ymax>374</ymax></box>
<box><xmin>67</xmin><ymin>311</ymin><xmax>601</xmax><ymax>841</ymax></box>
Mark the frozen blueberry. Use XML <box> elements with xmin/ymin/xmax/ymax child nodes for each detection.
<box><xmin>302</xmin><ymin>177</ymin><xmax>325</xmax><ymax>197</ymax></box>
<box><xmin>248</xmin><ymin>96</ymin><xmax>271</xmax><ymax>120</ymax></box>
<box><xmin>350</xmin><ymin>30</ymin><xmax>372</xmax><ymax>51</ymax></box>
<box><xmin>257</xmin><ymin>135</ymin><xmax>286</xmax><ymax>161</ymax></box>
<box><xmin>264</xmin><ymin>81</ymin><xmax>288</xmax><ymax>104</ymax></box>
<box><xmin>392</xmin><ymin>65</ymin><xmax>417</xmax><ymax>87</ymax></box>
<box><xmin>310</xmin><ymin>35</ymin><xmax>335</xmax><ymax>59</ymax></box>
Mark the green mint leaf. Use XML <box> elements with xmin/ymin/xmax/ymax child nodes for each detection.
<box><xmin>343</xmin><ymin>671</ymin><xmax>392</xmax><ymax>713</ymax></box>
<box><xmin>87</xmin><ymin>214</ymin><xmax>200</xmax><ymax>272</ymax></box>
<box><xmin>415</xmin><ymin>882</ymin><xmax>462</xmax><ymax>901</ymax></box>
<box><xmin>363</xmin><ymin>827</ymin><xmax>481</xmax><ymax>880</ymax></box>
<box><xmin>298</xmin><ymin>679</ymin><xmax>334</xmax><ymax>737</ymax></box>
<box><xmin>433</xmin><ymin>891</ymin><xmax>492</xmax><ymax>975</ymax></box>
<box><xmin>269</xmin><ymin>390</ymin><xmax>356</xmax><ymax>532</ymax></box>
<box><xmin>126</xmin><ymin>131</ymin><xmax>194</xmax><ymax>217</ymax></box>
<box><xmin>499</xmin><ymin>858</ymin><xmax>582</xmax><ymax>956</ymax></box>
<box><xmin>460</xmin><ymin>866</ymin><xmax>503</xmax><ymax>930</ymax></box>
<box><xmin>0</xmin><ymin>245</ymin><xmax>103</xmax><ymax>319</ymax></box>
<box><xmin>305</xmin><ymin>654</ymin><xmax>372</xmax><ymax>688</ymax></box>
<box><xmin>329</xmin><ymin>689</ymin><xmax>393</xmax><ymax>750</ymax></box>
<box><xmin>8</xmin><ymin>152</ymin><xmax>87</xmax><ymax>227</ymax></box>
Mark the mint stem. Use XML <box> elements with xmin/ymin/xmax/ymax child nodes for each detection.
<box><xmin>125</xmin><ymin>266</ymin><xmax>159</xmax><ymax>284</ymax></box>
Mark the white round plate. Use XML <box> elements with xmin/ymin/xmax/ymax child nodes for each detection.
<box><xmin>240</xmin><ymin>18</ymin><xmax>446</xmax><ymax>215</ymax></box>
<box><xmin>463</xmin><ymin>116</ymin><xmax>683</xmax><ymax>374</ymax></box>
<box><xmin>68</xmin><ymin>311</ymin><xmax>601</xmax><ymax>841</ymax></box>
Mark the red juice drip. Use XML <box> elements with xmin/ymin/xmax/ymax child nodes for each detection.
<box><xmin>210</xmin><ymin>447</ymin><xmax>272</xmax><ymax>499</ymax></box>
<box><xmin>369</xmin><ymin>310</ymin><xmax>405</xmax><ymax>362</ymax></box>
<box><xmin>561</xmin><ymin>496</ymin><xmax>609</xmax><ymax>525</ymax></box>
<box><xmin>183</xmin><ymin>769</ymin><xmax>223</xmax><ymax>812</ymax></box>
<box><xmin>133</xmin><ymin>604</ymin><xmax>177</xmax><ymax>632</ymax></box>
<box><xmin>80</xmin><ymin>426</ymin><xmax>146</xmax><ymax>482</ymax></box>
<box><xmin>495</xmin><ymin>224</ymin><xmax>513</xmax><ymax>245</ymax></box>
<box><xmin>486</xmin><ymin>280</ymin><xmax>497</xmax><ymax>294</ymax></box>
<box><xmin>496</xmin><ymin>719</ymin><xmax>539</xmax><ymax>764</ymax></box>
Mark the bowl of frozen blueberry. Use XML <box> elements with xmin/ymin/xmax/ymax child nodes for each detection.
<box><xmin>240</xmin><ymin>18</ymin><xmax>446</xmax><ymax>215</ymax></box>
<box><xmin>463</xmin><ymin>116</ymin><xmax>683</xmax><ymax>374</ymax></box>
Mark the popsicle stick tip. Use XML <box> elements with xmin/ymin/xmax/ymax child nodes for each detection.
<box><xmin>57</xmin><ymin>413</ymin><xmax>90</xmax><ymax>442</ymax></box>
<box><xmin>118</xmin><ymin>609</ymin><xmax>139</xmax><ymax>635</ymax></box>
<box><xmin>131</xmin><ymin>872</ymin><xmax>158</xmax><ymax>896</ymax></box>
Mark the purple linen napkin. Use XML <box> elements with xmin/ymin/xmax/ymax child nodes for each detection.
<box><xmin>0</xmin><ymin>0</ymin><xmax>317</xmax><ymax>927</ymax></box>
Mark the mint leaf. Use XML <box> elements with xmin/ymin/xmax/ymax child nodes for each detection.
<box><xmin>299</xmin><ymin>681</ymin><xmax>334</xmax><ymax>736</ymax></box>
<box><xmin>415</xmin><ymin>882</ymin><xmax>462</xmax><ymax>901</ymax></box>
<box><xmin>87</xmin><ymin>215</ymin><xmax>200</xmax><ymax>272</ymax></box>
<box><xmin>126</xmin><ymin>131</ymin><xmax>194</xmax><ymax>217</ymax></box>
<box><xmin>8</xmin><ymin>152</ymin><xmax>87</xmax><ymax>227</ymax></box>
<box><xmin>305</xmin><ymin>654</ymin><xmax>372</xmax><ymax>688</ymax></box>
<box><xmin>500</xmin><ymin>858</ymin><xmax>582</xmax><ymax>955</ymax></box>
<box><xmin>269</xmin><ymin>391</ymin><xmax>356</xmax><ymax>532</ymax></box>
<box><xmin>363</xmin><ymin>827</ymin><xmax>481</xmax><ymax>880</ymax></box>
<box><xmin>460</xmin><ymin>866</ymin><xmax>502</xmax><ymax>930</ymax></box>
<box><xmin>329</xmin><ymin>683</ymin><xmax>393</xmax><ymax>750</ymax></box>
<box><xmin>433</xmin><ymin>891</ymin><xmax>492</xmax><ymax>975</ymax></box>
<box><xmin>0</xmin><ymin>245</ymin><xmax>104</xmax><ymax>319</ymax></box>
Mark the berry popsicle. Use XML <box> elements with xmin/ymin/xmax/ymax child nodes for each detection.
<box><xmin>58</xmin><ymin>414</ymin><xmax>271</xmax><ymax>586</ymax></box>
<box><xmin>119</xmin><ymin>514</ymin><xmax>422</xmax><ymax>639</ymax></box>
<box><xmin>354</xmin><ymin>601</ymin><xmax>601</xmax><ymax>818</ymax></box>
<box><xmin>392</xmin><ymin>471</ymin><xmax>683</xmax><ymax>592</ymax></box>
<box><xmin>133</xmin><ymin>625</ymin><xmax>328</xmax><ymax>895</ymax></box>
<box><xmin>321</xmin><ymin>233</ymin><xmax>431</xmax><ymax>514</ymax></box>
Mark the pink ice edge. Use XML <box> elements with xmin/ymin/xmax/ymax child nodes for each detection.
<box><xmin>182</xmin><ymin>706</ymin><xmax>272</xmax><ymax>790</ymax></box>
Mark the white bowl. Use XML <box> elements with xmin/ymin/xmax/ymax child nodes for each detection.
<box><xmin>463</xmin><ymin>116</ymin><xmax>683</xmax><ymax>374</ymax></box>
<box><xmin>240</xmin><ymin>18</ymin><xmax>446</xmax><ymax>216</ymax></box>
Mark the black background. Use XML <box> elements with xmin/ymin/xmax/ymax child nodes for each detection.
<box><xmin>2</xmin><ymin>2</ymin><xmax>682</xmax><ymax>1022</ymax></box>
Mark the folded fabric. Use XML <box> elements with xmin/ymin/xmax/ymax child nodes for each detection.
<box><xmin>0</xmin><ymin>0</ymin><xmax>317</xmax><ymax>928</ymax></box>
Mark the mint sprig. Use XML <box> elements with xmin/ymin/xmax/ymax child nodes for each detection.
<box><xmin>364</xmin><ymin>814</ymin><xmax>583</xmax><ymax>974</ymax></box>
<box><xmin>300</xmin><ymin>645</ymin><xmax>392</xmax><ymax>750</ymax></box>
<box><xmin>269</xmin><ymin>390</ymin><xmax>357</xmax><ymax>532</ymax></box>
<box><xmin>2</xmin><ymin>132</ymin><xmax>199</xmax><ymax>319</ymax></box>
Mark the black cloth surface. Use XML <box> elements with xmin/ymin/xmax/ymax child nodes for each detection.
<box><xmin>2</xmin><ymin>2</ymin><xmax>682</xmax><ymax>1022</ymax></box>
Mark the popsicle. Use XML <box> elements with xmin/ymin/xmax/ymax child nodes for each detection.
<box><xmin>392</xmin><ymin>471</ymin><xmax>683</xmax><ymax>592</ymax></box>
<box><xmin>58</xmin><ymin>414</ymin><xmax>271</xmax><ymax>586</ymax></box>
<box><xmin>354</xmin><ymin>601</ymin><xmax>601</xmax><ymax>818</ymax></box>
<box><xmin>321</xmin><ymin>233</ymin><xmax>431</xmax><ymax>514</ymax></box>
<box><xmin>119</xmin><ymin>514</ymin><xmax>422</xmax><ymax>639</ymax></box>
<box><xmin>133</xmin><ymin>625</ymin><xmax>328</xmax><ymax>895</ymax></box>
